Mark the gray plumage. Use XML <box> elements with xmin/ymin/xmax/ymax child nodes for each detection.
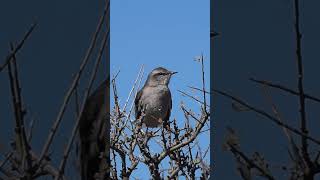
<box><xmin>135</xmin><ymin>67</ymin><xmax>177</xmax><ymax>128</ymax></box>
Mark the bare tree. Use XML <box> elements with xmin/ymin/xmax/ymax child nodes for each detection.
<box><xmin>110</xmin><ymin>57</ymin><xmax>210</xmax><ymax>179</ymax></box>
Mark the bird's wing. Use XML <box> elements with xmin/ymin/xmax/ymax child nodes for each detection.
<box><xmin>164</xmin><ymin>90</ymin><xmax>172</xmax><ymax>122</ymax></box>
<box><xmin>134</xmin><ymin>89</ymin><xmax>143</xmax><ymax>119</ymax></box>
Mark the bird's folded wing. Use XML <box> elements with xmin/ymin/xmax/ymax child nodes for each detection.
<box><xmin>134</xmin><ymin>89</ymin><xmax>143</xmax><ymax>120</ymax></box>
<box><xmin>164</xmin><ymin>90</ymin><xmax>172</xmax><ymax>122</ymax></box>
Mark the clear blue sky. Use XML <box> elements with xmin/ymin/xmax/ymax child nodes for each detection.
<box><xmin>111</xmin><ymin>0</ymin><xmax>210</xmax><ymax>178</ymax></box>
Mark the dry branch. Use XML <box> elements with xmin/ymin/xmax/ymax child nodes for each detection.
<box><xmin>0</xmin><ymin>22</ymin><xmax>37</xmax><ymax>72</ymax></box>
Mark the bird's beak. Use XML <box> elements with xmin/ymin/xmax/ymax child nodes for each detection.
<box><xmin>170</xmin><ymin>71</ymin><xmax>178</xmax><ymax>75</ymax></box>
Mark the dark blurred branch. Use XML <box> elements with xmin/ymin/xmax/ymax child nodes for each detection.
<box><xmin>293</xmin><ymin>0</ymin><xmax>313</xmax><ymax>174</ymax></box>
<box><xmin>229</xmin><ymin>144</ymin><xmax>275</xmax><ymax>180</ymax></box>
<box><xmin>210</xmin><ymin>31</ymin><xmax>219</xmax><ymax>38</ymax></box>
<box><xmin>250</xmin><ymin>78</ymin><xmax>320</xmax><ymax>103</ymax></box>
<box><xmin>0</xmin><ymin>152</ymin><xmax>13</xmax><ymax>170</ymax></box>
<box><xmin>260</xmin><ymin>85</ymin><xmax>294</xmax><ymax>143</ymax></box>
<box><xmin>0</xmin><ymin>22</ymin><xmax>37</xmax><ymax>72</ymax></box>
<box><xmin>7</xmin><ymin>44</ymin><xmax>32</xmax><ymax>179</ymax></box>
<box><xmin>213</xmin><ymin>89</ymin><xmax>320</xmax><ymax>145</ymax></box>
<box><xmin>28</xmin><ymin>151</ymin><xmax>65</xmax><ymax>179</ymax></box>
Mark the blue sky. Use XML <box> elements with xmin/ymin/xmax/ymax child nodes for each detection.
<box><xmin>111</xmin><ymin>0</ymin><xmax>210</xmax><ymax>178</ymax></box>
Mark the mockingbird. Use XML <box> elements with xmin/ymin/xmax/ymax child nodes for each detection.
<box><xmin>79</xmin><ymin>78</ymin><xmax>109</xmax><ymax>180</ymax></box>
<box><xmin>135</xmin><ymin>67</ymin><xmax>177</xmax><ymax>128</ymax></box>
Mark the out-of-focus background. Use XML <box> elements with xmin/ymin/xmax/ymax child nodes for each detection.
<box><xmin>213</xmin><ymin>0</ymin><xmax>320</xmax><ymax>179</ymax></box>
<box><xmin>0</xmin><ymin>1</ymin><xmax>106</xmax><ymax>178</ymax></box>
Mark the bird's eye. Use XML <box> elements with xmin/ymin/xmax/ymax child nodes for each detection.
<box><xmin>155</xmin><ymin>72</ymin><xmax>164</xmax><ymax>76</ymax></box>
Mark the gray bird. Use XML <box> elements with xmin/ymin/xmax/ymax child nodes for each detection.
<box><xmin>135</xmin><ymin>67</ymin><xmax>177</xmax><ymax>128</ymax></box>
<box><xmin>79</xmin><ymin>78</ymin><xmax>109</xmax><ymax>180</ymax></box>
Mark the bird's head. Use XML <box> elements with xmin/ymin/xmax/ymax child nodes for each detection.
<box><xmin>146</xmin><ymin>67</ymin><xmax>177</xmax><ymax>86</ymax></box>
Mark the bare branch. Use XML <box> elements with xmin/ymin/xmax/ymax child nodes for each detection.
<box><xmin>214</xmin><ymin>89</ymin><xmax>320</xmax><ymax>145</ymax></box>
<box><xmin>0</xmin><ymin>22</ymin><xmax>37</xmax><ymax>72</ymax></box>
<box><xmin>249</xmin><ymin>78</ymin><xmax>320</xmax><ymax>103</ymax></box>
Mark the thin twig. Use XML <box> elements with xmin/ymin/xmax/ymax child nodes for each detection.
<box><xmin>213</xmin><ymin>89</ymin><xmax>320</xmax><ymax>145</ymax></box>
<box><xmin>188</xmin><ymin>86</ymin><xmax>210</xmax><ymax>94</ymax></box>
<box><xmin>178</xmin><ymin>90</ymin><xmax>210</xmax><ymax>108</ymax></box>
<box><xmin>7</xmin><ymin>44</ymin><xmax>32</xmax><ymax>176</ymax></box>
<box><xmin>200</xmin><ymin>54</ymin><xmax>207</xmax><ymax>113</ymax></box>
<box><xmin>122</xmin><ymin>65</ymin><xmax>144</xmax><ymax>112</ymax></box>
<box><xmin>0</xmin><ymin>22</ymin><xmax>37</xmax><ymax>72</ymax></box>
<box><xmin>228</xmin><ymin>144</ymin><xmax>275</xmax><ymax>180</ymax></box>
<box><xmin>158</xmin><ymin>107</ymin><xmax>209</xmax><ymax>162</ymax></box>
<box><xmin>250</xmin><ymin>78</ymin><xmax>320</xmax><ymax>103</ymax></box>
<box><xmin>293</xmin><ymin>0</ymin><xmax>312</xmax><ymax>170</ymax></box>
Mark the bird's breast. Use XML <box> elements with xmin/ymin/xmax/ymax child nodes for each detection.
<box><xmin>139</xmin><ymin>86</ymin><xmax>170</xmax><ymax>118</ymax></box>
